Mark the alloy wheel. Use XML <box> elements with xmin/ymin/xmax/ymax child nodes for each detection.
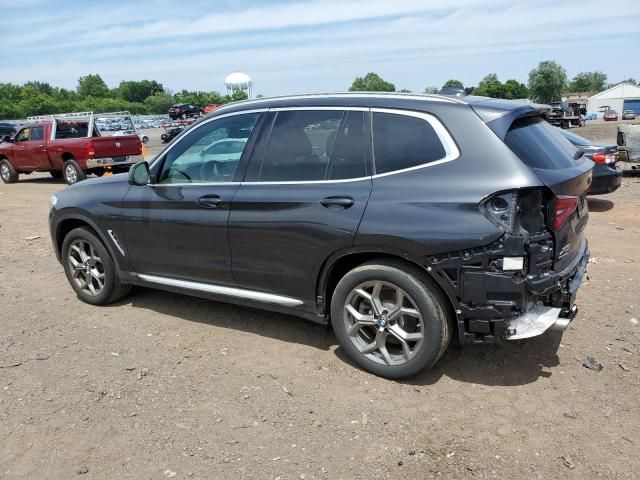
<box><xmin>65</xmin><ymin>164</ymin><xmax>78</xmax><ymax>184</ymax></box>
<box><xmin>0</xmin><ymin>164</ymin><xmax>10</xmax><ymax>182</ymax></box>
<box><xmin>67</xmin><ymin>239</ymin><xmax>106</xmax><ymax>296</ymax></box>
<box><xmin>343</xmin><ymin>281</ymin><xmax>424</xmax><ymax>366</ymax></box>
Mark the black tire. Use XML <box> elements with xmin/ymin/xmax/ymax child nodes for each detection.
<box><xmin>331</xmin><ymin>260</ymin><xmax>451</xmax><ymax>379</ymax></box>
<box><xmin>142</xmin><ymin>136</ymin><xmax>149</xmax><ymax>144</ymax></box>
<box><xmin>50</xmin><ymin>170</ymin><xmax>63</xmax><ymax>179</ymax></box>
<box><xmin>0</xmin><ymin>159</ymin><xmax>18</xmax><ymax>183</ymax></box>
<box><xmin>61</xmin><ymin>227</ymin><xmax>132</xmax><ymax>305</ymax></box>
<box><xmin>63</xmin><ymin>159</ymin><xmax>87</xmax><ymax>185</ymax></box>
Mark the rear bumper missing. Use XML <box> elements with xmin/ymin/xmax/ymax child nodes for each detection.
<box><xmin>506</xmin><ymin>244</ymin><xmax>588</xmax><ymax>340</ymax></box>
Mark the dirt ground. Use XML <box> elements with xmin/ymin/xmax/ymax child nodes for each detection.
<box><xmin>0</xmin><ymin>122</ymin><xmax>639</xmax><ymax>480</ymax></box>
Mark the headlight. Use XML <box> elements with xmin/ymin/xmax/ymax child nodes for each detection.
<box><xmin>49</xmin><ymin>195</ymin><xmax>58</xmax><ymax>210</ymax></box>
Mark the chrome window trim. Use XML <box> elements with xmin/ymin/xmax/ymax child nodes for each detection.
<box><xmin>148</xmin><ymin>106</ymin><xmax>460</xmax><ymax>187</ymax></box>
<box><xmin>137</xmin><ymin>274</ymin><xmax>303</xmax><ymax>307</ymax></box>
<box><xmin>370</xmin><ymin>108</ymin><xmax>461</xmax><ymax>178</ymax></box>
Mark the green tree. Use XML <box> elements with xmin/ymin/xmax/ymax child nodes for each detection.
<box><xmin>503</xmin><ymin>79</ymin><xmax>529</xmax><ymax>99</ymax></box>
<box><xmin>229</xmin><ymin>90</ymin><xmax>248</xmax><ymax>102</ymax></box>
<box><xmin>442</xmin><ymin>79</ymin><xmax>464</xmax><ymax>90</ymax></box>
<box><xmin>528</xmin><ymin>61</ymin><xmax>567</xmax><ymax>103</ymax></box>
<box><xmin>423</xmin><ymin>86</ymin><xmax>439</xmax><ymax>94</ymax></box>
<box><xmin>77</xmin><ymin>74</ymin><xmax>109</xmax><ymax>98</ymax></box>
<box><xmin>144</xmin><ymin>91</ymin><xmax>175</xmax><ymax>114</ymax></box>
<box><xmin>118</xmin><ymin>80</ymin><xmax>164</xmax><ymax>103</ymax></box>
<box><xmin>568</xmin><ymin>71</ymin><xmax>607</xmax><ymax>92</ymax></box>
<box><xmin>474</xmin><ymin>74</ymin><xmax>507</xmax><ymax>98</ymax></box>
<box><xmin>349</xmin><ymin>72</ymin><xmax>395</xmax><ymax>92</ymax></box>
<box><xmin>398</xmin><ymin>88</ymin><xmax>412</xmax><ymax>93</ymax></box>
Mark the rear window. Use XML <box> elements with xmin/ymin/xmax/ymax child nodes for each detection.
<box><xmin>55</xmin><ymin>122</ymin><xmax>89</xmax><ymax>139</ymax></box>
<box><xmin>505</xmin><ymin>116</ymin><xmax>578</xmax><ymax>170</ymax></box>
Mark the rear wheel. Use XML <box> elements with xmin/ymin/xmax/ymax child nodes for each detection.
<box><xmin>0</xmin><ymin>159</ymin><xmax>18</xmax><ymax>183</ymax></box>
<box><xmin>63</xmin><ymin>159</ymin><xmax>86</xmax><ymax>185</ymax></box>
<box><xmin>62</xmin><ymin>227</ymin><xmax>132</xmax><ymax>305</ymax></box>
<box><xmin>331</xmin><ymin>260</ymin><xmax>451</xmax><ymax>379</ymax></box>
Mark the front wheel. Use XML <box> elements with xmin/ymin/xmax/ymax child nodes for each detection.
<box><xmin>0</xmin><ymin>159</ymin><xmax>18</xmax><ymax>183</ymax></box>
<box><xmin>63</xmin><ymin>159</ymin><xmax>87</xmax><ymax>185</ymax></box>
<box><xmin>62</xmin><ymin>227</ymin><xmax>132</xmax><ymax>305</ymax></box>
<box><xmin>331</xmin><ymin>260</ymin><xmax>451</xmax><ymax>379</ymax></box>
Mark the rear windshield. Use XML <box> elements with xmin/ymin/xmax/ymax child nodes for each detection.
<box><xmin>505</xmin><ymin>116</ymin><xmax>578</xmax><ymax>170</ymax></box>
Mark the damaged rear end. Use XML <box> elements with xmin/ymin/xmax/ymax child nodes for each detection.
<box><xmin>433</xmin><ymin>102</ymin><xmax>592</xmax><ymax>343</ymax></box>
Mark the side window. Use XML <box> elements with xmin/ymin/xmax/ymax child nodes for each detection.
<box><xmin>158</xmin><ymin>112</ymin><xmax>260</xmax><ymax>184</ymax></box>
<box><xmin>15</xmin><ymin>128</ymin><xmax>30</xmax><ymax>142</ymax></box>
<box><xmin>257</xmin><ymin>110</ymin><xmax>343</xmax><ymax>181</ymax></box>
<box><xmin>327</xmin><ymin>111</ymin><xmax>367</xmax><ymax>180</ymax></box>
<box><xmin>30</xmin><ymin>126</ymin><xmax>44</xmax><ymax>141</ymax></box>
<box><xmin>372</xmin><ymin>112</ymin><xmax>447</xmax><ymax>175</ymax></box>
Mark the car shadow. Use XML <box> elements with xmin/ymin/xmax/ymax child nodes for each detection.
<box><xmin>114</xmin><ymin>287</ymin><xmax>562</xmax><ymax>387</ymax></box>
<box><xmin>116</xmin><ymin>287</ymin><xmax>336</xmax><ymax>351</ymax></box>
<box><xmin>587</xmin><ymin>198</ymin><xmax>614</xmax><ymax>212</ymax></box>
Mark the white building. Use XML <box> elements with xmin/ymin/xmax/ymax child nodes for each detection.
<box><xmin>587</xmin><ymin>82</ymin><xmax>640</xmax><ymax>117</ymax></box>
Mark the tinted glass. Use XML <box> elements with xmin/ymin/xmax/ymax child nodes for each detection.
<box><xmin>372</xmin><ymin>112</ymin><xmax>446</xmax><ymax>174</ymax></box>
<box><xmin>505</xmin><ymin>117</ymin><xmax>578</xmax><ymax>170</ymax></box>
<box><xmin>158</xmin><ymin>113</ymin><xmax>260</xmax><ymax>184</ymax></box>
<box><xmin>557</xmin><ymin>128</ymin><xmax>592</xmax><ymax>147</ymax></box>
<box><xmin>258</xmin><ymin>110</ymin><xmax>342</xmax><ymax>181</ymax></box>
<box><xmin>328</xmin><ymin>111</ymin><xmax>367</xmax><ymax>180</ymax></box>
<box><xmin>30</xmin><ymin>126</ymin><xmax>44</xmax><ymax>141</ymax></box>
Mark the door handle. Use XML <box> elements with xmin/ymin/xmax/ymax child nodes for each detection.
<box><xmin>196</xmin><ymin>195</ymin><xmax>221</xmax><ymax>208</ymax></box>
<box><xmin>320</xmin><ymin>196</ymin><xmax>354</xmax><ymax>209</ymax></box>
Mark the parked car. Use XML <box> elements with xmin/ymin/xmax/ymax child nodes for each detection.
<box><xmin>622</xmin><ymin>110</ymin><xmax>636</xmax><ymax>120</ymax></box>
<box><xmin>160</xmin><ymin>127</ymin><xmax>184</xmax><ymax>143</ymax></box>
<box><xmin>168</xmin><ymin>103</ymin><xmax>202</xmax><ymax>120</ymax></box>
<box><xmin>204</xmin><ymin>103</ymin><xmax>221</xmax><ymax>114</ymax></box>
<box><xmin>603</xmin><ymin>110</ymin><xmax>619</xmax><ymax>121</ymax></box>
<box><xmin>557</xmin><ymin>128</ymin><xmax>622</xmax><ymax>195</ymax></box>
<box><xmin>0</xmin><ymin>119</ymin><xmax>142</xmax><ymax>185</ymax></box>
<box><xmin>0</xmin><ymin>122</ymin><xmax>17</xmax><ymax>139</ymax></box>
<box><xmin>48</xmin><ymin>93</ymin><xmax>592</xmax><ymax>379</ymax></box>
<box><xmin>112</xmin><ymin>129</ymin><xmax>149</xmax><ymax>144</ymax></box>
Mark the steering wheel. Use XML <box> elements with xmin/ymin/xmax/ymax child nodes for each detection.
<box><xmin>200</xmin><ymin>160</ymin><xmax>236</xmax><ymax>181</ymax></box>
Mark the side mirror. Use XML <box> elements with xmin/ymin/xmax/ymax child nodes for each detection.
<box><xmin>128</xmin><ymin>161</ymin><xmax>150</xmax><ymax>186</ymax></box>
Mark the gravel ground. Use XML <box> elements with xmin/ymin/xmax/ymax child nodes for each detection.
<box><xmin>0</xmin><ymin>123</ymin><xmax>639</xmax><ymax>479</ymax></box>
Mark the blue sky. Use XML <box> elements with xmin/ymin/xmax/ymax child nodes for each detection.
<box><xmin>1</xmin><ymin>0</ymin><xmax>639</xmax><ymax>96</ymax></box>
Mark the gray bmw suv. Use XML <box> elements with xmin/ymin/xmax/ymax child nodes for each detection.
<box><xmin>49</xmin><ymin>93</ymin><xmax>592</xmax><ymax>378</ymax></box>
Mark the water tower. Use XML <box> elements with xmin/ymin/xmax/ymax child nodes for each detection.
<box><xmin>225</xmin><ymin>72</ymin><xmax>252</xmax><ymax>99</ymax></box>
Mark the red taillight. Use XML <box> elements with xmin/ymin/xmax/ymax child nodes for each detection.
<box><xmin>553</xmin><ymin>195</ymin><xmax>579</xmax><ymax>230</ymax></box>
<box><xmin>591</xmin><ymin>153</ymin><xmax>616</xmax><ymax>165</ymax></box>
<box><xmin>85</xmin><ymin>142</ymin><xmax>95</xmax><ymax>157</ymax></box>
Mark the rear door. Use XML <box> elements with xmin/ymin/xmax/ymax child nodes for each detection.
<box><xmin>504</xmin><ymin>116</ymin><xmax>592</xmax><ymax>270</ymax></box>
<box><xmin>228</xmin><ymin>108</ymin><xmax>372</xmax><ymax>309</ymax></box>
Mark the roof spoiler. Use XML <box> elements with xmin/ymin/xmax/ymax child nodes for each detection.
<box><xmin>471</xmin><ymin>101</ymin><xmax>551</xmax><ymax>140</ymax></box>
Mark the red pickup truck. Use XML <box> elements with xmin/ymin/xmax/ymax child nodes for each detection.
<box><xmin>0</xmin><ymin>118</ymin><xmax>142</xmax><ymax>185</ymax></box>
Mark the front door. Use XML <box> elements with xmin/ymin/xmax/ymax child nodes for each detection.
<box><xmin>120</xmin><ymin>111</ymin><xmax>264</xmax><ymax>285</ymax></box>
<box><xmin>228</xmin><ymin>108</ymin><xmax>373</xmax><ymax>309</ymax></box>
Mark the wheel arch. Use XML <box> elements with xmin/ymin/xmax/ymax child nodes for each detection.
<box><xmin>54</xmin><ymin>215</ymin><xmax>121</xmax><ymax>269</ymax></box>
<box><xmin>317</xmin><ymin>249</ymin><xmax>459</xmax><ymax>328</ymax></box>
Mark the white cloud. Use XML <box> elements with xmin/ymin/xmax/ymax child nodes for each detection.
<box><xmin>1</xmin><ymin>0</ymin><xmax>639</xmax><ymax>94</ymax></box>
